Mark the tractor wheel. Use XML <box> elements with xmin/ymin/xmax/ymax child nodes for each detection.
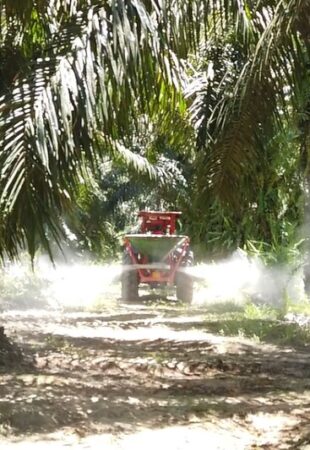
<box><xmin>176</xmin><ymin>250</ymin><xmax>194</xmax><ymax>304</ymax></box>
<box><xmin>121</xmin><ymin>252</ymin><xmax>139</xmax><ymax>301</ymax></box>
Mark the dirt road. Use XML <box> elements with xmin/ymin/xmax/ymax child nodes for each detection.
<box><xmin>0</xmin><ymin>298</ymin><xmax>310</xmax><ymax>449</ymax></box>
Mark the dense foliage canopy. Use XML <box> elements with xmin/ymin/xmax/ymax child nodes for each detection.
<box><xmin>0</xmin><ymin>0</ymin><xmax>309</xmax><ymax>261</ymax></box>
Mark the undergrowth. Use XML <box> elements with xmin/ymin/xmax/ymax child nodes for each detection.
<box><xmin>202</xmin><ymin>300</ymin><xmax>310</xmax><ymax>348</ymax></box>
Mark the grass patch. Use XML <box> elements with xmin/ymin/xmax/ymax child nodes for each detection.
<box><xmin>201</xmin><ymin>301</ymin><xmax>310</xmax><ymax>347</ymax></box>
<box><xmin>201</xmin><ymin>301</ymin><xmax>245</xmax><ymax>315</ymax></box>
<box><xmin>205</xmin><ymin>319</ymin><xmax>310</xmax><ymax>347</ymax></box>
<box><xmin>286</xmin><ymin>301</ymin><xmax>310</xmax><ymax>316</ymax></box>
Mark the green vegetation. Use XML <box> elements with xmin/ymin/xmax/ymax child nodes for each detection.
<box><xmin>1</xmin><ymin>5</ymin><xmax>310</xmax><ymax>445</ymax></box>
<box><xmin>199</xmin><ymin>302</ymin><xmax>310</xmax><ymax>348</ymax></box>
<box><xmin>0</xmin><ymin>0</ymin><xmax>308</xmax><ymax>269</ymax></box>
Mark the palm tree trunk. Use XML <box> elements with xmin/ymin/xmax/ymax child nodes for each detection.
<box><xmin>300</xmin><ymin>101</ymin><xmax>310</xmax><ymax>293</ymax></box>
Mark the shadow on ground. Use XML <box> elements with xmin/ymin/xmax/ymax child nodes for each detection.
<box><xmin>1</xmin><ymin>303</ymin><xmax>310</xmax><ymax>443</ymax></box>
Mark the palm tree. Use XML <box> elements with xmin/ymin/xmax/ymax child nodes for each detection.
<box><xmin>188</xmin><ymin>0</ymin><xmax>310</xmax><ymax>203</ymax></box>
<box><xmin>0</xmin><ymin>0</ymin><xmax>201</xmax><ymax>259</ymax></box>
<box><xmin>0</xmin><ymin>0</ymin><xmax>309</xmax><ymax>260</ymax></box>
<box><xmin>183</xmin><ymin>0</ymin><xmax>310</xmax><ymax>258</ymax></box>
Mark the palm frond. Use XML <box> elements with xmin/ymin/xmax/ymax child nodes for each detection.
<box><xmin>0</xmin><ymin>1</ymin><xmax>161</xmax><ymax>257</ymax></box>
<box><xmin>0</xmin><ymin>0</ymin><xmax>291</xmax><ymax>258</ymax></box>
<box><xmin>99</xmin><ymin>135</ymin><xmax>177</xmax><ymax>186</ymax></box>
<box><xmin>188</xmin><ymin>0</ymin><xmax>310</xmax><ymax>204</ymax></box>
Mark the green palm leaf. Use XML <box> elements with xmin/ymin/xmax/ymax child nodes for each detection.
<box><xmin>0</xmin><ymin>0</ymin><xmax>214</xmax><ymax>258</ymax></box>
<box><xmin>189</xmin><ymin>0</ymin><xmax>310</xmax><ymax>204</ymax></box>
<box><xmin>2</xmin><ymin>0</ymin><xmax>305</xmax><ymax>258</ymax></box>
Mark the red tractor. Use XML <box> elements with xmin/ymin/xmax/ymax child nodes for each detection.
<box><xmin>121</xmin><ymin>211</ymin><xmax>194</xmax><ymax>302</ymax></box>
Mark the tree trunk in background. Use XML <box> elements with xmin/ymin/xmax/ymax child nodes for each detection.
<box><xmin>299</xmin><ymin>98</ymin><xmax>310</xmax><ymax>294</ymax></box>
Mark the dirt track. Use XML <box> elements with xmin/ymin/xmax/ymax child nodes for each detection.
<box><xmin>1</xmin><ymin>298</ymin><xmax>310</xmax><ymax>449</ymax></box>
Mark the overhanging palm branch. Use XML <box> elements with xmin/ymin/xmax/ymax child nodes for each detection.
<box><xmin>2</xmin><ymin>0</ymin><xmax>304</xmax><ymax>259</ymax></box>
<box><xmin>0</xmin><ymin>0</ymin><xmax>215</xmax><ymax>259</ymax></box>
<box><xmin>188</xmin><ymin>0</ymin><xmax>310</xmax><ymax>205</ymax></box>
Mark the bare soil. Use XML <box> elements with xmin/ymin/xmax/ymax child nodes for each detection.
<box><xmin>0</xmin><ymin>298</ymin><xmax>310</xmax><ymax>449</ymax></box>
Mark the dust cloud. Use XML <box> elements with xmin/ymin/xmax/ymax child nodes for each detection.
<box><xmin>0</xmin><ymin>255</ymin><xmax>122</xmax><ymax>311</ymax></box>
<box><xmin>0</xmin><ymin>249</ymin><xmax>306</xmax><ymax>311</ymax></box>
<box><xmin>187</xmin><ymin>249</ymin><xmax>305</xmax><ymax>307</ymax></box>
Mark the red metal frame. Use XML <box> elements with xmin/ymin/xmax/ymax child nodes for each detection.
<box><xmin>124</xmin><ymin>211</ymin><xmax>190</xmax><ymax>286</ymax></box>
<box><xmin>138</xmin><ymin>211</ymin><xmax>181</xmax><ymax>235</ymax></box>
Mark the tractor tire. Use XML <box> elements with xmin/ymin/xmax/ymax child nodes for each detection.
<box><xmin>176</xmin><ymin>250</ymin><xmax>194</xmax><ymax>304</ymax></box>
<box><xmin>121</xmin><ymin>252</ymin><xmax>139</xmax><ymax>302</ymax></box>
